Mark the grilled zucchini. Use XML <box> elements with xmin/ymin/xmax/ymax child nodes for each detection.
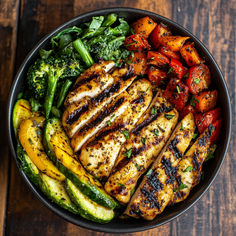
<box><xmin>44</xmin><ymin>118</ymin><xmax>118</xmax><ymax>209</ymax></box>
<box><xmin>66</xmin><ymin>179</ymin><xmax>115</xmax><ymax>223</ymax></box>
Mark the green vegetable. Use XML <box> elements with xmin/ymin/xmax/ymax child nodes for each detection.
<box><xmin>146</xmin><ymin>168</ymin><xmax>153</xmax><ymax>177</ymax></box>
<box><xmin>173</xmin><ymin>183</ymin><xmax>188</xmax><ymax>192</ymax></box>
<box><xmin>29</xmin><ymin>98</ymin><xmax>41</xmax><ymax>112</ymax></box>
<box><xmin>102</xmin><ymin>14</ymin><xmax>117</xmax><ymax>27</ymax></box>
<box><xmin>164</xmin><ymin>114</ymin><xmax>175</xmax><ymax>120</ymax></box>
<box><xmin>151</xmin><ymin>107</ymin><xmax>157</xmax><ymax>115</ymax></box>
<box><xmin>124</xmin><ymin>148</ymin><xmax>132</xmax><ymax>158</ymax></box>
<box><xmin>104</xmin><ymin>18</ymin><xmax>129</xmax><ymax>36</ymax></box>
<box><xmin>39</xmin><ymin>49</ymin><xmax>53</xmax><ymax>59</ymax></box>
<box><xmin>44</xmin><ymin>118</ymin><xmax>118</xmax><ymax>209</ymax></box>
<box><xmin>51</xmin><ymin>106</ymin><xmax>62</xmax><ymax>118</ymax></box>
<box><xmin>182</xmin><ymin>166</ymin><xmax>193</xmax><ymax>172</ymax></box>
<box><xmin>57</xmin><ymin>79</ymin><xmax>72</xmax><ymax>108</ymax></box>
<box><xmin>118</xmin><ymin>183</ymin><xmax>126</xmax><ymax>189</ymax></box>
<box><xmin>73</xmin><ymin>38</ymin><xmax>94</xmax><ymax>67</ymax></box>
<box><xmin>181</xmin><ymin>122</ymin><xmax>184</xmax><ymax>131</ymax></box>
<box><xmin>154</xmin><ymin>129</ymin><xmax>159</xmax><ymax>136</ymax></box>
<box><xmin>193</xmin><ymin>132</ymin><xmax>198</xmax><ymax>139</ymax></box>
<box><xmin>194</xmin><ymin>78</ymin><xmax>200</xmax><ymax>84</ymax></box>
<box><xmin>66</xmin><ymin>179</ymin><xmax>115</xmax><ymax>223</ymax></box>
<box><xmin>121</xmin><ymin>130</ymin><xmax>129</xmax><ymax>140</ymax></box>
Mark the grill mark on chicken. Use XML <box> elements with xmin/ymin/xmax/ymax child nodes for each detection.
<box><xmin>131</xmin><ymin>95</ymin><xmax>145</xmax><ymax>104</ymax></box>
<box><xmin>140</xmin><ymin>187</ymin><xmax>162</xmax><ymax>210</ymax></box>
<box><xmin>87</xmin><ymin>123</ymin><xmax>125</xmax><ymax>146</ymax></box>
<box><xmin>66</xmin><ymin>104</ymin><xmax>89</xmax><ymax>125</ymax></box>
<box><xmin>168</xmin><ymin>137</ymin><xmax>182</xmax><ymax>159</ymax></box>
<box><xmin>161</xmin><ymin>157</ymin><xmax>177</xmax><ymax>184</ymax></box>
<box><xmin>192</xmin><ymin>153</ymin><xmax>201</xmax><ymax>171</ymax></box>
<box><xmin>91</xmin><ymin>81</ymin><xmax>121</xmax><ymax>105</ymax></box>
<box><xmin>132</xmin><ymin>104</ymin><xmax>173</xmax><ymax>135</ymax></box>
<box><xmin>147</xmin><ymin>171</ymin><xmax>164</xmax><ymax>192</ymax></box>
<box><xmin>71</xmin><ymin>73</ymin><xmax>99</xmax><ymax>91</ymax></box>
<box><xmin>78</xmin><ymin>97</ymin><xmax>125</xmax><ymax>134</ymax></box>
<box><xmin>129</xmin><ymin>204</ymin><xmax>143</xmax><ymax>217</ymax></box>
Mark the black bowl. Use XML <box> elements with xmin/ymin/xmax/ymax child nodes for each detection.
<box><xmin>7</xmin><ymin>7</ymin><xmax>232</xmax><ymax>233</ymax></box>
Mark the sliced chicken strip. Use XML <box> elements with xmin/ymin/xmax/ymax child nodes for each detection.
<box><xmin>79</xmin><ymin>79</ymin><xmax>153</xmax><ymax>181</ymax></box>
<box><xmin>65</xmin><ymin>61</ymin><xmax>115</xmax><ymax>106</ymax></box>
<box><xmin>169</xmin><ymin>127</ymin><xmax>212</xmax><ymax>204</ymax></box>
<box><xmin>62</xmin><ymin>76</ymin><xmax>136</xmax><ymax>138</ymax></box>
<box><xmin>124</xmin><ymin>113</ymin><xmax>195</xmax><ymax>220</ymax></box>
<box><xmin>104</xmin><ymin>91</ymin><xmax>179</xmax><ymax>204</ymax></box>
<box><xmin>71</xmin><ymin>92</ymin><xmax>130</xmax><ymax>152</ymax></box>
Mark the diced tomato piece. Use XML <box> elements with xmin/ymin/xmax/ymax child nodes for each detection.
<box><xmin>159</xmin><ymin>36</ymin><xmax>190</xmax><ymax>51</ymax></box>
<box><xmin>124</xmin><ymin>34</ymin><xmax>151</xmax><ymax>51</ymax></box>
<box><xmin>194</xmin><ymin>108</ymin><xmax>221</xmax><ymax>134</ymax></box>
<box><xmin>180</xmin><ymin>42</ymin><xmax>202</xmax><ymax>66</ymax></box>
<box><xmin>186</xmin><ymin>64</ymin><xmax>211</xmax><ymax>94</ymax></box>
<box><xmin>169</xmin><ymin>58</ymin><xmax>185</xmax><ymax>79</ymax></box>
<box><xmin>180</xmin><ymin>104</ymin><xmax>196</xmax><ymax>119</ymax></box>
<box><xmin>209</xmin><ymin>119</ymin><xmax>222</xmax><ymax>144</ymax></box>
<box><xmin>164</xmin><ymin>79</ymin><xmax>189</xmax><ymax>111</ymax></box>
<box><xmin>132</xmin><ymin>17</ymin><xmax>157</xmax><ymax>38</ymax></box>
<box><xmin>129</xmin><ymin>52</ymin><xmax>147</xmax><ymax>75</ymax></box>
<box><xmin>147</xmin><ymin>51</ymin><xmax>169</xmax><ymax>68</ymax></box>
<box><xmin>149</xmin><ymin>23</ymin><xmax>171</xmax><ymax>49</ymax></box>
<box><xmin>158</xmin><ymin>46</ymin><xmax>180</xmax><ymax>60</ymax></box>
<box><xmin>193</xmin><ymin>90</ymin><xmax>218</xmax><ymax>113</ymax></box>
<box><xmin>148</xmin><ymin>66</ymin><xmax>167</xmax><ymax>86</ymax></box>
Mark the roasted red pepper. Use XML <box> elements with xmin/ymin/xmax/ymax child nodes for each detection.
<box><xmin>180</xmin><ymin>104</ymin><xmax>196</xmax><ymax>119</ymax></box>
<box><xmin>147</xmin><ymin>66</ymin><xmax>167</xmax><ymax>86</ymax></box>
<box><xmin>209</xmin><ymin>119</ymin><xmax>222</xmax><ymax>144</ymax></box>
<box><xmin>169</xmin><ymin>58</ymin><xmax>185</xmax><ymax>79</ymax></box>
<box><xmin>147</xmin><ymin>51</ymin><xmax>169</xmax><ymax>68</ymax></box>
<box><xmin>124</xmin><ymin>34</ymin><xmax>151</xmax><ymax>51</ymax></box>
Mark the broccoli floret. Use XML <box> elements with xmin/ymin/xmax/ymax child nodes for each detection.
<box><xmin>27</xmin><ymin>55</ymin><xmax>83</xmax><ymax>100</ymax></box>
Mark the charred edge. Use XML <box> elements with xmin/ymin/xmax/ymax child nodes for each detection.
<box><xmin>198</xmin><ymin>133</ymin><xmax>210</xmax><ymax>147</ymax></box>
<box><xmin>152</xmin><ymin>135</ymin><xmax>164</xmax><ymax>146</ymax></box>
<box><xmin>168</xmin><ymin>137</ymin><xmax>182</xmax><ymax>159</ymax></box>
<box><xmin>114</xmin><ymin>145</ymin><xmax>146</xmax><ymax>172</ymax></box>
<box><xmin>92</xmin><ymin>81</ymin><xmax>121</xmax><ymax>104</ymax></box>
<box><xmin>140</xmin><ymin>186</ymin><xmax>162</xmax><ymax>210</ymax></box>
<box><xmin>79</xmin><ymin>97</ymin><xmax>125</xmax><ymax>134</ymax></box>
<box><xmin>71</xmin><ymin>73</ymin><xmax>99</xmax><ymax>91</ymax></box>
<box><xmin>174</xmin><ymin>189</ymin><xmax>186</xmax><ymax>200</ymax></box>
<box><xmin>121</xmin><ymin>65</ymin><xmax>134</xmax><ymax>81</ymax></box>
<box><xmin>87</xmin><ymin>123</ymin><xmax>125</xmax><ymax>146</ymax></box>
<box><xmin>192</xmin><ymin>152</ymin><xmax>201</xmax><ymax>171</ymax></box>
<box><xmin>129</xmin><ymin>203</ymin><xmax>143</xmax><ymax>217</ymax></box>
<box><xmin>131</xmin><ymin>95</ymin><xmax>145</xmax><ymax>104</ymax></box>
<box><xmin>147</xmin><ymin>171</ymin><xmax>164</xmax><ymax>192</ymax></box>
<box><xmin>66</xmin><ymin>104</ymin><xmax>89</xmax><ymax>125</ymax></box>
<box><xmin>132</xmin><ymin>104</ymin><xmax>173</xmax><ymax>135</ymax></box>
<box><xmin>161</xmin><ymin>157</ymin><xmax>177</xmax><ymax>184</ymax></box>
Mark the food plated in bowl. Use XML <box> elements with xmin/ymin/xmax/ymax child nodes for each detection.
<box><xmin>7</xmin><ymin>8</ymin><xmax>231</xmax><ymax>233</ymax></box>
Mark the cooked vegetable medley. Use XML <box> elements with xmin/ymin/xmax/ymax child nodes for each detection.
<box><xmin>13</xmin><ymin>14</ymin><xmax>222</xmax><ymax>223</ymax></box>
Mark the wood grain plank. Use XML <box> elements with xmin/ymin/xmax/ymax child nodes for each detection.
<box><xmin>0</xmin><ymin>0</ymin><xmax>19</xmax><ymax>235</ymax></box>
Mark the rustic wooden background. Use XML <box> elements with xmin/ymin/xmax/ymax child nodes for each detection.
<box><xmin>0</xmin><ymin>0</ymin><xmax>235</xmax><ymax>235</ymax></box>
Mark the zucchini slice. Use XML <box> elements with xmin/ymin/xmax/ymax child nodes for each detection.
<box><xmin>66</xmin><ymin>179</ymin><xmax>115</xmax><ymax>223</ymax></box>
<box><xmin>13</xmin><ymin>99</ymin><xmax>32</xmax><ymax>135</ymax></box>
<box><xmin>19</xmin><ymin>117</ymin><xmax>65</xmax><ymax>181</ymax></box>
<box><xmin>44</xmin><ymin>118</ymin><xmax>117</xmax><ymax>209</ymax></box>
<box><xmin>17</xmin><ymin>143</ymin><xmax>78</xmax><ymax>214</ymax></box>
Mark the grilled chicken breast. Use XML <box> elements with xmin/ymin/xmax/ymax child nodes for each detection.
<box><xmin>170</xmin><ymin>127</ymin><xmax>212</xmax><ymax>204</ymax></box>
<box><xmin>71</xmin><ymin>92</ymin><xmax>130</xmax><ymax>152</ymax></box>
<box><xmin>124</xmin><ymin>113</ymin><xmax>195</xmax><ymax>220</ymax></box>
<box><xmin>104</xmin><ymin>91</ymin><xmax>179</xmax><ymax>204</ymax></box>
<box><xmin>79</xmin><ymin>79</ymin><xmax>153</xmax><ymax>181</ymax></box>
<box><xmin>65</xmin><ymin>61</ymin><xmax>115</xmax><ymax>106</ymax></box>
<box><xmin>62</xmin><ymin>76</ymin><xmax>136</xmax><ymax>138</ymax></box>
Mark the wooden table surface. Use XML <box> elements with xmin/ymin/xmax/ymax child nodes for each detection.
<box><xmin>0</xmin><ymin>0</ymin><xmax>235</xmax><ymax>235</ymax></box>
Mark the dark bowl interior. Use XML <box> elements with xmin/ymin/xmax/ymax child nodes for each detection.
<box><xmin>7</xmin><ymin>7</ymin><xmax>231</xmax><ymax>233</ymax></box>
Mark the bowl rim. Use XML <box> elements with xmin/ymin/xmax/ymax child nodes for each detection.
<box><xmin>7</xmin><ymin>7</ymin><xmax>232</xmax><ymax>233</ymax></box>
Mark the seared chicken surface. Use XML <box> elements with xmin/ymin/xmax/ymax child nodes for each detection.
<box><xmin>104</xmin><ymin>91</ymin><xmax>179</xmax><ymax>204</ymax></box>
<box><xmin>79</xmin><ymin>79</ymin><xmax>153</xmax><ymax>181</ymax></box>
<box><xmin>124</xmin><ymin>113</ymin><xmax>195</xmax><ymax>220</ymax></box>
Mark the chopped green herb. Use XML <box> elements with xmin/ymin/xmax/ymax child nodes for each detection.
<box><xmin>122</xmin><ymin>130</ymin><xmax>129</xmax><ymax>140</ymax></box>
<box><xmin>130</xmin><ymin>28</ymin><xmax>135</xmax><ymax>34</ymax></box>
<box><xmin>141</xmin><ymin>137</ymin><xmax>146</xmax><ymax>145</ymax></box>
<box><xmin>135</xmin><ymin>163</ymin><xmax>141</xmax><ymax>171</ymax></box>
<box><xmin>158</xmin><ymin>125</ymin><xmax>165</xmax><ymax>132</ymax></box>
<box><xmin>124</xmin><ymin>148</ymin><xmax>132</xmax><ymax>158</ymax></box>
<box><xmin>164</xmin><ymin>114</ymin><xmax>175</xmax><ymax>120</ymax></box>
<box><xmin>107</xmin><ymin>120</ymin><xmax>111</xmax><ymax>126</ymax></box>
<box><xmin>150</xmin><ymin>56</ymin><xmax>155</xmax><ymax>60</ymax></box>
<box><xmin>146</xmin><ymin>87</ymin><xmax>150</xmax><ymax>92</ymax></box>
<box><xmin>167</xmin><ymin>67</ymin><xmax>174</xmax><ymax>74</ymax></box>
<box><xmin>151</xmin><ymin>107</ymin><xmax>157</xmax><ymax>115</ymax></box>
<box><xmin>205</xmin><ymin>151</ymin><xmax>214</xmax><ymax>161</ymax></box>
<box><xmin>17</xmin><ymin>92</ymin><xmax>23</xmax><ymax>100</ymax></box>
<box><xmin>181</xmin><ymin>122</ymin><xmax>184</xmax><ymax>131</ymax></box>
<box><xmin>131</xmin><ymin>188</ymin><xmax>135</xmax><ymax>196</ymax></box>
<box><xmin>193</xmin><ymin>133</ymin><xmax>198</xmax><ymax>139</ymax></box>
<box><xmin>28</xmin><ymin>138</ymin><xmax>33</xmax><ymax>145</ymax></box>
<box><xmin>154</xmin><ymin>129</ymin><xmax>159</xmax><ymax>136</ymax></box>
<box><xmin>173</xmin><ymin>183</ymin><xmax>188</xmax><ymax>192</ymax></box>
<box><xmin>176</xmin><ymin>85</ymin><xmax>181</xmax><ymax>94</ymax></box>
<box><xmin>183</xmin><ymin>72</ymin><xmax>189</xmax><ymax>78</ymax></box>
<box><xmin>111</xmin><ymin>114</ymin><xmax>115</xmax><ymax>119</ymax></box>
<box><xmin>194</xmin><ymin>78</ymin><xmax>200</xmax><ymax>84</ymax></box>
<box><xmin>190</xmin><ymin>97</ymin><xmax>199</xmax><ymax>108</ymax></box>
<box><xmin>146</xmin><ymin>168</ymin><xmax>153</xmax><ymax>177</ymax></box>
<box><xmin>183</xmin><ymin>166</ymin><xmax>193</xmax><ymax>172</ymax></box>
<box><xmin>118</xmin><ymin>183</ymin><xmax>126</xmax><ymax>189</ymax></box>
<box><xmin>124</xmin><ymin>42</ymin><xmax>136</xmax><ymax>47</ymax></box>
